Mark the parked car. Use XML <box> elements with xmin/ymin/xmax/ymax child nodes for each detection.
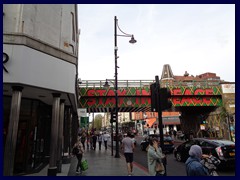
<box><xmin>173</xmin><ymin>138</ymin><xmax>235</xmax><ymax>169</ymax></box>
<box><xmin>140</xmin><ymin>134</ymin><xmax>174</xmax><ymax>153</ymax></box>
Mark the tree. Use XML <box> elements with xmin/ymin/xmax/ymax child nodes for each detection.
<box><xmin>94</xmin><ymin>114</ymin><xmax>103</xmax><ymax>130</ymax></box>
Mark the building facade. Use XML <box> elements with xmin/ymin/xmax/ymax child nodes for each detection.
<box><xmin>160</xmin><ymin>64</ymin><xmax>234</xmax><ymax>139</ymax></box>
<box><xmin>3</xmin><ymin>4</ymin><xmax>79</xmax><ymax>175</ymax></box>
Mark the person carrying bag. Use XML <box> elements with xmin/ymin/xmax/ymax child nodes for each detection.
<box><xmin>155</xmin><ymin>159</ymin><xmax>165</xmax><ymax>173</ymax></box>
<box><xmin>80</xmin><ymin>159</ymin><xmax>88</xmax><ymax>171</ymax></box>
<box><xmin>147</xmin><ymin>137</ymin><xmax>165</xmax><ymax>176</ymax></box>
<box><xmin>72</xmin><ymin>136</ymin><xmax>85</xmax><ymax>174</ymax></box>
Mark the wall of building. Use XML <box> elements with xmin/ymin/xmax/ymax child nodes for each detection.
<box><xmin>3</xmin><ymin>4</ymin><xmax>79</xmax><ymax>175</ymax></box>
<box><xmin>3</xmin><ymin>44</ymin><xmax>76</xmax><ymax>94</ymax></box>
<box><xmin>3</xmin><ymin>4</ymin><xmax>78</xmax><ymax>55</ymax></box>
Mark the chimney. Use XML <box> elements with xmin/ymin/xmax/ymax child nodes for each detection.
<box><xmin>184</xmin><ymin>71</ymin><xmax>189</xmax><ymax>77</ymax></box>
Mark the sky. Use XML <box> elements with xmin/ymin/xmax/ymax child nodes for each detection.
<box><xmin>77</xmin><ymin>4</ymin><xmax>235</xmax><ymax>82</ymax></box>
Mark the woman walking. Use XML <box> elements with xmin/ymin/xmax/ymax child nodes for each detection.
<box><xmin>147</xmin><ymin>137</ymin><xmax>165</xmax><ymax>176</ymax></box>
<box><xmin>73</xmin><ymin>136</ymin><xmax>85</xmax><ymax>174</ymax></box>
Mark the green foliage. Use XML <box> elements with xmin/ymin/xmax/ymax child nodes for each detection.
<box><xmin>94</xmin><ymin>114</ymin><xmax>103</xmax><ymax>130</ymax></box>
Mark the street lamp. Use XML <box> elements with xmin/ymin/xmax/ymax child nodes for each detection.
<box><xmin>107</xmin><ymin>16</ymin><xmax>136</xmax><ymax>158</ymax></box>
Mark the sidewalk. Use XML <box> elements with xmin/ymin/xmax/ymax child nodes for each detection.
<box><xmin>25</xmin><ymin>145</ymin><xmax>149</xmax><ymax>176</ymax></box>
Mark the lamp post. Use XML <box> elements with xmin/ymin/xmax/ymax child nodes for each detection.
<box><xmin>105</xmin><ymin>16</ymin><xmax>136</xmax><ymax>158</ymax></box>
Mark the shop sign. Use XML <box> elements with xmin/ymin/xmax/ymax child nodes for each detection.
<box><xmin>3</xmin><ymin>52</ymin><xmax>9</xmax><ymax>73</ymax></box>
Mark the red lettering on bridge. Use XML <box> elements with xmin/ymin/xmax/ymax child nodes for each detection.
<box><xmin>97</xmin><ymin>89</ymin><xmax>106</xmax><ymax>96</ymax></box>
<box><xmin>87</xmin><ymin>89</ymin><xmax>128</xmax><ymax>96</ymax></box>
<box><xmin>194</xmin><ymin>89</ymin><xmax>204</xmax><ymax>95</ymax></box>
<box><xmin>141</xmin><ymin>97</ymin><xmax>150</xmax><ymax>104</ymax></box>
<box><xmin>136</xmin><ymin>89</ymin><xmax>150</xmax><ymax>95</ymax></box>
<box><xmin>192</xmin><ymin>97</ymin><xmax>202</xmax><ymax>104</ymax></box>
<box><xmin>184</xmin><ymin>89</ymin><xmax>192</xmax><ymax>95</ymax></box>
<box><xmin>106</xmin><ymin>89</ymin><xmax>115</xmax><ymax>96</ymax></box>
<box><xmin>87</xmin><ymin>98</ymin><xmax>96</xmax><ymax>106</ymax></box>
<box><xmin>105</xmin><ymin>97</ymin><xmax>115</xmax><ymax>105</ymax></box>
<box><xmin>205</xmin><ymin>89</ymin><xmax>213</xmax><ymax>95</ymax></box>
<box><xmin>172</xmin><ymin>89</ymin><xmax>182</xmax><ymax>95</ymax></box>
<box><xmin>181</xmin><ymin>97</ymin><xmax>192</xmax><ymax>105</ymax></box>
<box><xmin>172</xmin><ymin>88</ymin><xmax>214</xmax><ymax>95</ymax></box>
<box><xmin>202</xmin><ymin>97</ymin><xmax>211</xmax><ymax>104</ymax></box>
<box><xmin>172</xmin><ymin>97</ymin><xmax>212</xmax><ymax>105</ymax></box>
<box><xmin>87</xmin><ymin>89</ymin><xmax>96</xmax><ymax>96</ymax></box>
<box><xmin>118</xmin><ymin>89</ymin><xmax>127</xmax><ymax>96</ymax></box>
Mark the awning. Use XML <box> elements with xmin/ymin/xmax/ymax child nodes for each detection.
<box><xmin>162</xmin><ymin>117</ymin><xmax>181</xmax><ymax>125</ymax></box>
<box><xmin>144</xmin><ymin>117</ymin><xmax>180</xmax><ymax>127</ymax></box>
<box><xmin>144</xmin><ymin>118</ymin><xmax>156</xmax><ymax>128</ymax></box>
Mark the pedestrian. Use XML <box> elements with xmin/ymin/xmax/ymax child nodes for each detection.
<box><xmin>130</xmin><ymin>133</ymin><xmax>136</xmax><ymax>146</ymax></box>
<box><xmin>121</xmin><ymin>132</ymin><xmax>135</xmax><ymax>176</ymax></box>
<box><xmin>119</xmin><ymin>133</ymin><xmax>123</xmax><ymax>145</ymax></box>
<box><xmin>103</xmin><ymin>132</ymin><xmax>110</xmax><ymax>150</ymax></box>
<box><xmin>189</xmin><ymin>130</ymin><xmax>194</xmax><ymax>140</ymax></box>
<box><xmin>72</xmin><ymin>136</ymin><xmax>85</xmax><ymax>174</ymax></box>
<box><xmin>147</xmin><ymin>137</ymin><xmax>165</xmax><ymax>176</ymax></box>
<box><xmin>92</xmin><ymin>133</ymin><xmax>97</xmax><ymax>150</ymax></box>
<box><xmin>90</xmin><ymin>133</ymin><xmax>94</xmax><ymax>150</ymax></box>
<box><xmin>97</xmin><ymin>132</ymin><xmax>103</xmax><ymax>150</ymax></box>
<box><xmin>173</xmin><ymin>130</ymin><xmax>177</xmax><ymax>140</ymax></box>
<box><xmin>86</xmin><ymin>132</ymin><xmax>90</xmax><ymax>150</ymax></box>
<box><xmin>80</xmin><ymin>132</ymin><xmax>86</xmax><ymax>150</ymax></box>
<box><xmin>185</xmin><ymin>145</ymin><xmax>209</xmax><ymax>176</ymax></box>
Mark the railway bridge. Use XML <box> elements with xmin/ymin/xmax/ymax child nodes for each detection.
<box><xmin>78</xmin><ymin>80</ymin><xmax>223</xmax><ymax>135</ymax></box>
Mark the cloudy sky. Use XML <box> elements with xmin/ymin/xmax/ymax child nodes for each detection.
<box><xmin>77</xmin><ymin>4</ymin><xmax>235</xmax><ymax>82</ymax></box>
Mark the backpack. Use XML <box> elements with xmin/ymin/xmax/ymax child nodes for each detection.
<box><xmin>72</xmin><ymin>146</ymin><xmax>80</xmax><ymax>155</ymax></box>
<box><xmin>201</xmin><ymin>156</ymin><xmax>220</xmax><ymax>176</ymax></box>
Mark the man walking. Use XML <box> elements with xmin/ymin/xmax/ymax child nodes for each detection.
<box><xmin>97</xmin><ymin>132</ymin><xmax>103</xmax><ymax>150</ymax></box>
<box><xmin>121</xmin><ymin>132</ymin><xmax>135</xmax><ymax>176</ymax></box>
<box><xmin>103</xmin><ymin>132</ymin><xmax>110</xmax><ymax>150</ymax></box>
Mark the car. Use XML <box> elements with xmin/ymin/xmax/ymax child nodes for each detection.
<box><xmin>140</xmin><ymin>134</ymin><xmax>174</xmax><ymax>153</ymax></box>
<box><xmin>173</xmin><ymin>138</ymin><xmax>235</xmax><ymax>169</ymax></box>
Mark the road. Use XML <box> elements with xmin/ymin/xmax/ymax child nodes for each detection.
<box><xmin>121</xmin><ymin>135</ymin><xmax>235</xmax><ymax>176</ymax></box>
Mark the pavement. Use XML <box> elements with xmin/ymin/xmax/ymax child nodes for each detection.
<box><xmin>24</xmin><ymin>143</ymin><xmax>149</xmax><ymax>176</ymax></box>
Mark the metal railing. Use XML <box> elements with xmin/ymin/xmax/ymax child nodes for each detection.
<box><xmin>161</xmin><ymin>80</ymin><xmax>222</xmax><ymax>88</ymax></box>
<box><xmin>78</xmin><ymin>79</ymin><xmax>222</xmax><ymax>88</ymax></box>
<box><xmin>78</xmin><ymin>80</ymin><xmax>155</xmax><ymax>88</ymax></box>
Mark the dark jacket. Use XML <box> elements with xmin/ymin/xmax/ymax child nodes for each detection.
<box><xmin>185</xmin><ymin>157</ymin><xmax>209</xmax><ymax>176</ymax></box>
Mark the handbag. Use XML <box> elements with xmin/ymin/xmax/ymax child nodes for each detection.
<box><xmin>80</xmin><ymin>159</ymin><xmax>88</xmax><ymax>171</ymax></box>
<box><xmin>155</xmin><ymin>160</ymin><xmax>164</xmax><ymax>172</ymax></box>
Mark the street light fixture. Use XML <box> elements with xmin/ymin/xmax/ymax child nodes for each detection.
<box><xmin>103</xmin><ymin>79</ymin><xmax>111</xmax><ymax>88</ymax></box>
<box><xmin>111</xmin><ymin>16</ymin><xmax>136</xmax><ymax>158</ymax></box>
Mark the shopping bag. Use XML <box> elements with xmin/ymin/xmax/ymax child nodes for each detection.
<box><xmin>80</xmin><ymin>159</ymin><xmax>88</xmax><ymax>171</ymax></box>
<box><xmin>155</xmin><ymin>161</ymin><xmax>164</xmax><ymax>172</ymax></box>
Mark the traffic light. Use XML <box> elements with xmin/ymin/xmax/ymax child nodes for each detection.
<box><xmin>160</xmin><ymin>88</ymin><xmax>172</xmax><ymax>110</ymax></box>
<box><xmin>110</xmin><ymin>111</ymin><xmax>117</xmax><ymax>123</ymax></box>
<box><xmin>150</xmin><ymin>83</ymin><xmax>158</xmax><ymax>112</ymax></box>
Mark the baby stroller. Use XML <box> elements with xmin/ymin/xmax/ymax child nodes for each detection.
<box><xmin>201</xmin><ymin>155</ymin><xmax>221</xmax><ymax>176</ymax></box>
